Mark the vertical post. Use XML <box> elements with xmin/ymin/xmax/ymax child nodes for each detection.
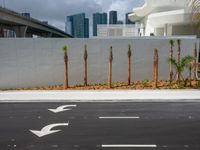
<box><xmin>84</xmin><ymin>45</ymin><xmax>88</xmax><ymax>86</ymax></box>
<box><xmin>128</xmin><ymin>44</ymin><xmax>132</xmax><ymax>85</ymax></box>
<box><xmin>153</xmin><ymin>48</ymin><xmax>159</xmax><ymax>88</ymax></box>
<box><xmin>13</xmin><ymin>26</ymin><xmax>28</xmax><ymax>37</ymax></box>
<box><xmin>108</xmin><ymin>46</ymin><xmax>113</xmax><ymax>89</ymax></box>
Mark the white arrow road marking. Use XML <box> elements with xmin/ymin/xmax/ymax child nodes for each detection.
<box><xmin>101</xmin><ymin>144</ymin><xmax>157</xmax><ymax>148</ymax></box>
<box><xmin>29</xmin><ymin>123</ymin><xmax>69</xmax><ymax>137</ymax></box>
<box><xmin>48</xmin><ymin>105</ymin><xmax>77</xmax><ymax>113</ymax></box>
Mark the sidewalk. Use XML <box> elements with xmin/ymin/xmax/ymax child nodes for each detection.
<box><xmin>0</xmin><ymin>90</ymin><xmax>200</xmax><ymax>103</ymax></box>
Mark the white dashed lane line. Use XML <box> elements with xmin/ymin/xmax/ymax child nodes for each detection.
<box><xmin>99</xmin><ymin>116</ymin><xmax>140</xmax><ymax>119</ymax></box>
<box><xmin>101</xmin><ymin>144</ymin><xmax>157</xmax><ymax>148</ymax></box>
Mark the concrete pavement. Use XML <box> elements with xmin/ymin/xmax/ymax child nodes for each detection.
<box><xmin>0</xmin><ymin>90</ymin><xmax>200</xmax><ymax>102</ymax></box>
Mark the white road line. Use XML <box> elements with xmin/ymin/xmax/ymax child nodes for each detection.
<box><xmin>101</xmin><ymin>144</ymin><xmax>157</xmax><ymax>148</ymax></box>
<box><xmin>99</xmin><ymin>116</ymin><xmax>140</xmax><ymax>119</ymax></box>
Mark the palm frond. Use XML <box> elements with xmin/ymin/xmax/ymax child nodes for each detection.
<box><xmin>169</xmin><ymin>40</ymin><xmax>174</xmax><ymax>47</ymax></box>
<box><xmin>168</xmin><ymin>58</ymin><xmax>178</xmax><ymax>68</ymax></box>
<box><xmin>63</xmin><ymin>45</ymin><xmax>68</xmax><ymax>53</ymax></box>
<box><xmin>177</xmin><ymin>39</ymin><xmax>181</xmax><ymax>46</ymax></box>
<box><xmin>180</xmin><ymin>56</ymin><xmax>194</xmax><ymax>68</ymax></box>
<box><xmin>128</xmin><ymin>44</ymin><xmax>132</xmax><ymax>57</ymax></box>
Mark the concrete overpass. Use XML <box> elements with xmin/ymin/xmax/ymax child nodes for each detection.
<box><xmin>0</xmin><ymin>6</ymin><xmax>72</xmax><ymax>37</ymax></box>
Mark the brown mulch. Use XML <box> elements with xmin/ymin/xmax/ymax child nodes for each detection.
<box><xmin>4</xmin><ymin>80</ymin><xmax>199</xmax><ymax>91</ymax></box>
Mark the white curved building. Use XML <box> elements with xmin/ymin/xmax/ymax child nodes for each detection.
<box><xmin>128</xmin><ymin>0</ymin><xmax>197</xmax><ymax>36</ymax></box>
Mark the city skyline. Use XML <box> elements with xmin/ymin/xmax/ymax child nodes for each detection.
<box><xmin>67</xmin><ymin>10</ymin><xmax>135</xmax><ymax>37</ymax></box>
<box><xmin>0</xmin><ymin>0</ymin><xmax>144</xmax><ymax>31</ymax></box>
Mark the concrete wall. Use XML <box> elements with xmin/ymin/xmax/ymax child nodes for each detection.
<box><xmin>0</xmin><ymin>37</ymin><xmax>198</xmax><ymax>89</ymax></box>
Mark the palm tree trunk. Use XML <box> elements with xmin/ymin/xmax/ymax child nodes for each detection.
<box><xmin>180</xmin><ymin>74</ymin><xmax>185</xmax><ymax>81</ymax></box>
<box><xmin>177</xmin><ymin>41</ymin><xmax>181</xmax><ymax>83</ymax></box>
<box><xmin>153</xmin><ymin>49</ymin><xmax>159</xmax><ymax>88</ymax></box>
<box><xmin>173</xmin><ymin>72</ymin><xmax>177</xmax><ymax>80</ymax></box>
<box><xmin>84</xmin><ymin>46</ymin><xmax>88</xmax><ymax>86</ymax></box>
<box><xmin>108</xmin><ymin>46</ymin><xmax>113</xmax><ymax>89</ymax></box>
<box><xmin>169</xmin><ymin>46</ymin><xmax>173</xmax><ymax>82</ymax></box>
<box><xmin>64</xmin><ymin>53</ymin><xmax>68</xmax><ymax>89</ymax></box>
<box><xmin>189</xmin><ymin>65</ymin><xmax>192</xmax><ymax>86</ymax></box>
<box><xmin>128</xmin><ymin>56</ymin><xmax>131</xmax><ymax>85</ymax></box>
<box><xmin>128</xmin><ymin>46</ymin><xmax>132</xmax><ymax>85</ymax></box>
<box><xmin>84</xmin><ymin>58</ymin><xmax>88</xmax><ymax>86</ymax></box>
<box><xmin>193</xmin><ymin>43</ymin><xmax>197</xmax><ymax>81</ymax></box>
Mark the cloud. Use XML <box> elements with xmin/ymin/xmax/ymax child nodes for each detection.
<box><xmin>1</xmin><ymin>0</ymin><xmax>144</xmax><ymax>31</ymax></box>
<box><xmin>108</xmin><ymin>0</ymin><xmax>144</xmax><ymax>21</ymax></box>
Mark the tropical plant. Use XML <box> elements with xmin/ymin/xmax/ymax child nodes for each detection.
<box><xmin>108</xmin><ymin>46</ymin><xmax>113</xmax><ymax>88</ymax></box>
<box><xmin>84</xmin><ymin>44</ymin><xmax>88</xmax><ymax>86</ymax></box>
<box><xmin>169</xmin><ymin>40</ymin><xmax>174</xmax><ymax>82</ymax></box>
<box><xmin>63</xmin><ymin>45</ymin><xmax>68</xmax><ymax>89</ymax></box>
<box><xmin>153</xmin><ymin>48</ymin><xmax>159</xmax><ymax>88</ymax></box>
<box><xmin>127</xmin><ymin>44</ymin><xmax>132</xmax><ymax>85</ymax></box>
<box><xmin>168</xmin><ymin>55</ymin><xmax>194</xmax><ymax>84</ymax></box>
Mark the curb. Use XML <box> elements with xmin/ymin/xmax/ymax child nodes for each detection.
<box><xmin>0</xmin><ymin>90</ymin><xmax>200</xmax><ymax>103</ymax></box>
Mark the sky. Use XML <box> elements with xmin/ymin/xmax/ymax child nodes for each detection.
<box><xmin>0</xmin><ymin>0</ymin><xmax>144</xmax><ymax>31</ymax></box>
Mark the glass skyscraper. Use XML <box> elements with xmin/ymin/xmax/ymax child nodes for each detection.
<box><xmin>84</xmin><ymin>18</ymin><xmax>89</xmax><ymax>38</ymax></box>
<box><xmin>109</xmin><ymin>11</ymin><xmax>117</xmax><ymax>24</ymax></box>
<box><xmin>93</xmin><ymin>12</ymin><xmax>107</xmax><ymax>36</ymax></box>
<box><xmin>66</xmin><ymin>16</ymin><xmax>73</xmax><ymax>35</ymax></box>
<box><xmin>66</xmin><ymin>13</ymin><xmax>89</xmax><ymax>38</ymax></box>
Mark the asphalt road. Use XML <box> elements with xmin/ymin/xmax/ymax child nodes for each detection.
<box><xmin>0</xmin><ymin>102</ymin><xmax>200</xmax><ymax>150</ymax></box>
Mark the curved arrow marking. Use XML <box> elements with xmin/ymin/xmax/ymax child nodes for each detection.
<box><xmin>29</xmin><ymin>123</ymin><xmax>69</xmax><ymax>137</ymax></box>
<box><xmin>48</xmin><ymin>105</ymin><xmax>77</xmax><ymax>113</ymax></box>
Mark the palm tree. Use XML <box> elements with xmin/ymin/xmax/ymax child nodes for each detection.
<box><xmin>177</xmin><ymin>39</ymin><xmax>181</xmax><ymax>82</ymax></box>
<box><xmin>84</xmin><ymin>44</ymin><xmax>88</xmax><ymax>86</ymax></box>
<box><xmin>168</xmin><ymin>55</ymin><xmax>194</xmax><ymax>84</ymax></box>
<box><xmin>108</xmin><ymin>46</ymin><xmax>113</xmax><ymax>88</ymax></box>
<box><xmin>153</xmin><ymin>48</ymin><xmax>159</xmax><ymax>88</ymax></box>
<box><xmin>63</xmin><ymin>45</ymin><xmax>68</xmax><ymax>89</ymax></box>
<box><xmin>127</xmin><ymin>44</ymin><xmax>132</xmax><ymax>85</ymax></box>
<box><xmin>169</xmin><ymin>40</ymin><xmax>174</xmax><ymax>82</ymax></box>
<box><xmin>193</xmin><ymin>43</ymin><xmax>197</xmax><ymax>81</ymax></box>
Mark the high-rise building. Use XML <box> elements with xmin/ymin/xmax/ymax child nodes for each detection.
<box><xmin>125</xmin><ymin>12</ymin><xmax>135</xmax><ymax>24</ymax></box>
<box><xmin>84</xmin><ymin>18</ymin><xmax>89</xmax><ymax>38</ymax></box>
<box><xmin>93</xmin><ymin>12</ymin><xmax>107</xmax><ymax>36</ymax></box>
<box><xmin>65</xmin><ymin>13</ymin><xmax>89</xmax><ymax>38</ymax></box>
<box><xmin>117</xmin><ymin>20</ymin><xmax>123</xmax><ymax>24</ymax></box>
<box><xmin>66</xmin><ymin>16</ymin><xmax>73</xmax><ymax>36</ymax></box>
<box><xmin>101</xmin><ymin>13</ymin><xmax>107</xmax><ymax>24</ymax></box>
<box><xmin>109</xmin><ymin>11</ymin><xmax>117</xmax><ymax>24</ymax></box>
